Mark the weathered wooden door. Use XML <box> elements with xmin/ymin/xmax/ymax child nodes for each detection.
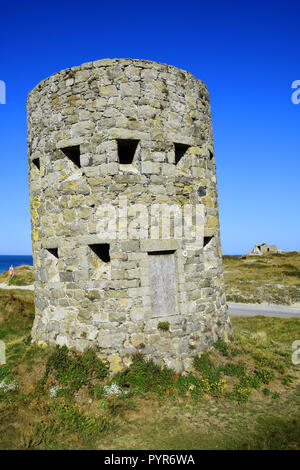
<box><xmin>148</xmin><ymin>251</ymin><xmax>176</xmax><ymax>317</ymax></box>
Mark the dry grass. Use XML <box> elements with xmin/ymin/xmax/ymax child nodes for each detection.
<box><xmin>223</xmin><ymin>251</ymin><xmax>300</xmax><ymax>305</ymax></box>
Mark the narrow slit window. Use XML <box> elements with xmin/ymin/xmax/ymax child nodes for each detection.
<box><xmin>203</xmin><ymin>236</ymin><xmax>214</xmax><ymax>247</ymax></box>
<box><xmin>61</xmin><ymin>145</ymin><xmax>81</xmax><ymax>167</ymax></box>
<box><xmin>117</xmin><ymin>139</ymin><xmax>139</xmax><ymax>164</ymax></box>
<box><xmin>47</xmin><ymin>248</ymin><xmax>59</xmax><ymax>258</ymax></box>
<box><xmin>148</xmin><ymin>250</ymin><xmax>176</xmax><ymax>256</ymax></box>
<box><xmin>209</xmin><ymin>150</ymin><xmax>214</xmax><ymax>160</ymax></box>
<box><xmin>174</xmin><ymin>143</ymin><xmax>190</xmax><ymax>165</ymax></box>
<box><xmin>32</xmin><ymin>158</ymin><xmax>40</xmax><ymax>170</ymax></box>
<box><xmin>89</xmin><ymin>244</ymin><xmax>110</xmax><ymax>263</ymax></box>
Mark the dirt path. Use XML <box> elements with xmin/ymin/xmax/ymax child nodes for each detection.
<box><xmin>0</xmin><ymin>283</ymin><xmax>34</xmax><ymax>291</ymax></box>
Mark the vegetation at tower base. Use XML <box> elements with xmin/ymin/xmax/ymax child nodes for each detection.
<box><xmin>0</xmin><ymin>287</ymin><xmax>299</xmax><ymax>449</ymax></box>
<box><xmin>27</xmin><ymin>58</ymin><xmax>231</xmax><ymax>372</ymax></box>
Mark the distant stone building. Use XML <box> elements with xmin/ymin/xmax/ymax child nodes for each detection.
<box><xmin>248</xmin><ymin>243</ymin><xmax>282</xmax><ymax>256</ymax></box>
<box><xmin>27</xmin><ymin>58</ymin><xmax>231</xmax><ymax>373</ymax></box>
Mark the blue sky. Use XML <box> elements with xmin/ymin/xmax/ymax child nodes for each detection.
<box><xmin>0</xmin><ymin>0</ymin><xmax>299</xmax><ymax>255</ymax></box>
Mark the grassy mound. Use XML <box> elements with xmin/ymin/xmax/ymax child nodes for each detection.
<box><xmin>223</xmin><ymin>251</ymin><xmax>300</xmax><ymax>304</ymax></box>
<box><xmin>0</xmin><ymin>265</ymin><xmax>34</xmax><ymax>287</ymax></box>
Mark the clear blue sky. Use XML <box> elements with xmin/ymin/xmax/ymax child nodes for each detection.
<box><xmin>0</xmin><ymin>0</ymin><xmax>299</xmax><ymax>255</ymax></box>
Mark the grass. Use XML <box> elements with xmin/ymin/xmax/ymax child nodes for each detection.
<box><xmin>0</xmin><ymin>286</ymin><xmax>299</xmax><ymax>449</ymax></box>
<box><xmin>223</xmin><ymin>251</ymin><xmax>300</xmax><ymax>305</ymax></box>
<box><xmin>157</xmin><ymin>321</ymin><xmax>170</xmax><ymax>331</ymax></box>
<box><xmin>0</xmin><ymin>265</ymin><xmax>34</xmax><ymax>286</ymax></box>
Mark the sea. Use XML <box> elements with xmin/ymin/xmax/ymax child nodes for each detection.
<box><xmin>0</xmin><ymin>255</ymin><xmax>33</xmax><ymax>274</ymax></box>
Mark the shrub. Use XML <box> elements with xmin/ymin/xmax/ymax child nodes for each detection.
<box><xmin>230</xmin><ymin>348</ymin><xmax>241</xmax><ymax>358</ymax></box>
<box><xmin>241</xmin><ymin>373</ymin><xmax>262</xmax><ymax>389</ymax></box>
<box><xmin>254</xmin><ymin>368</ymin><xmax>275</xmax><ymax>385</ymax></box>
<box><xmin>41</xmin><ymin>346</ymin><xmax>109</xmax><ymax>393</ymax></box>
<box><xmin>281</xmin><ymin>375</ymin><xmax>294</xmax><ymax>386</ymax></box>
<box><xmin>94</xmin><ymin>384</ymin><xmax>105</xmax><ymax>400</ymax></box>
<box><xmin>193</xmin><ymin>354</ymin><xmax>221</xmax><ymax>382</ymax></box>
<box><xmin>157</xmin><ymin>322</ymin><xmax>170</xmax><ymax>331</ymax></box>
<box><xmin>253</xmin><ymin>353</ymin><xmax>286</xmax><ymax>374</ymax></box>
<box><xmin>228</xmin><ymin>384</ymin><xmax>251</xmax><ymax>403</ymax></box>
<box><xmin>213</xmin><ymin>338</ymin><xmax>229</xmax><ymax>356</ymax></box>
<box><xmin>114</xmin><ymin>354</ymin><xmax>223</xmax><ymax>399</ymax></box>
<box><xmin>0</xmin><ymin>364</ymin><xmax>11</xmax><ymax>382</ymax></box>
<box><xmin>220</xmin><ymin>362</ymin><xmax>246</xmax><ymax>379</ymax></box>
<box><xmin>114</xmin><ymin>354</ymin><xmax>174</xmax><ymax>394</ymax></box>
<box><xmin>53</xmin><ymin>402</ymin><xmax>110</xmax><ymax>444</ymax></box>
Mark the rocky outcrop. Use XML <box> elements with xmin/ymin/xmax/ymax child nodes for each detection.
<box><xmin>247</xmin><ymin>243</ymin><xmax>283</xmax><ymax>256</ymax></box>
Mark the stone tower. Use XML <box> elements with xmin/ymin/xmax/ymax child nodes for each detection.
<box><xmin>27</xmin><ymin>58</ymin><xmax>231</xmax><ymax>373</ymax></box>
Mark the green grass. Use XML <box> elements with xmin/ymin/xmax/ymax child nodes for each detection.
<box><xmin>0</xmin><ymin>265</ymin><xmax>34</xmax><ymax>286</ymax></box>
<box><xmin>223</xmin><ymin>251</ymin><xmax>300</xmax><ymax>305</ymax></box>
<box><xmin>0</xmin><ymin>289</ymin><xmax>34</xmax><ymax>343</ymax></box>
<box><xmin>231</xmin><ymin>315</ymin><xmax>300</xmax><ymax>345</ymax></box>
<box><xmin>157</xmin><ymin>321</ymin><xmax>170</xmax><ymax>331</ymax></box>
<box><xmin>0</xmin><ymin>287</ymin><xmax>299</xmax><ymax>449</ymax></box>
<box><xmin>41</xmin><ymin>345</ymin><xmax>109</xmax><ymax>394</ymax></box>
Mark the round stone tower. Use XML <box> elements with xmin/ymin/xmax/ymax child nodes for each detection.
<box><xmin>27</xmin><ymin>58</ymin><xmax>231</xmax><ymax>373</ymax></box>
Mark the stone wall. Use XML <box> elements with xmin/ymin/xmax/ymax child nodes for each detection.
<box><xmin>27</xmin><ymin>58</ymin><xmax>231</xmax><ymax>373</ymax></box>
